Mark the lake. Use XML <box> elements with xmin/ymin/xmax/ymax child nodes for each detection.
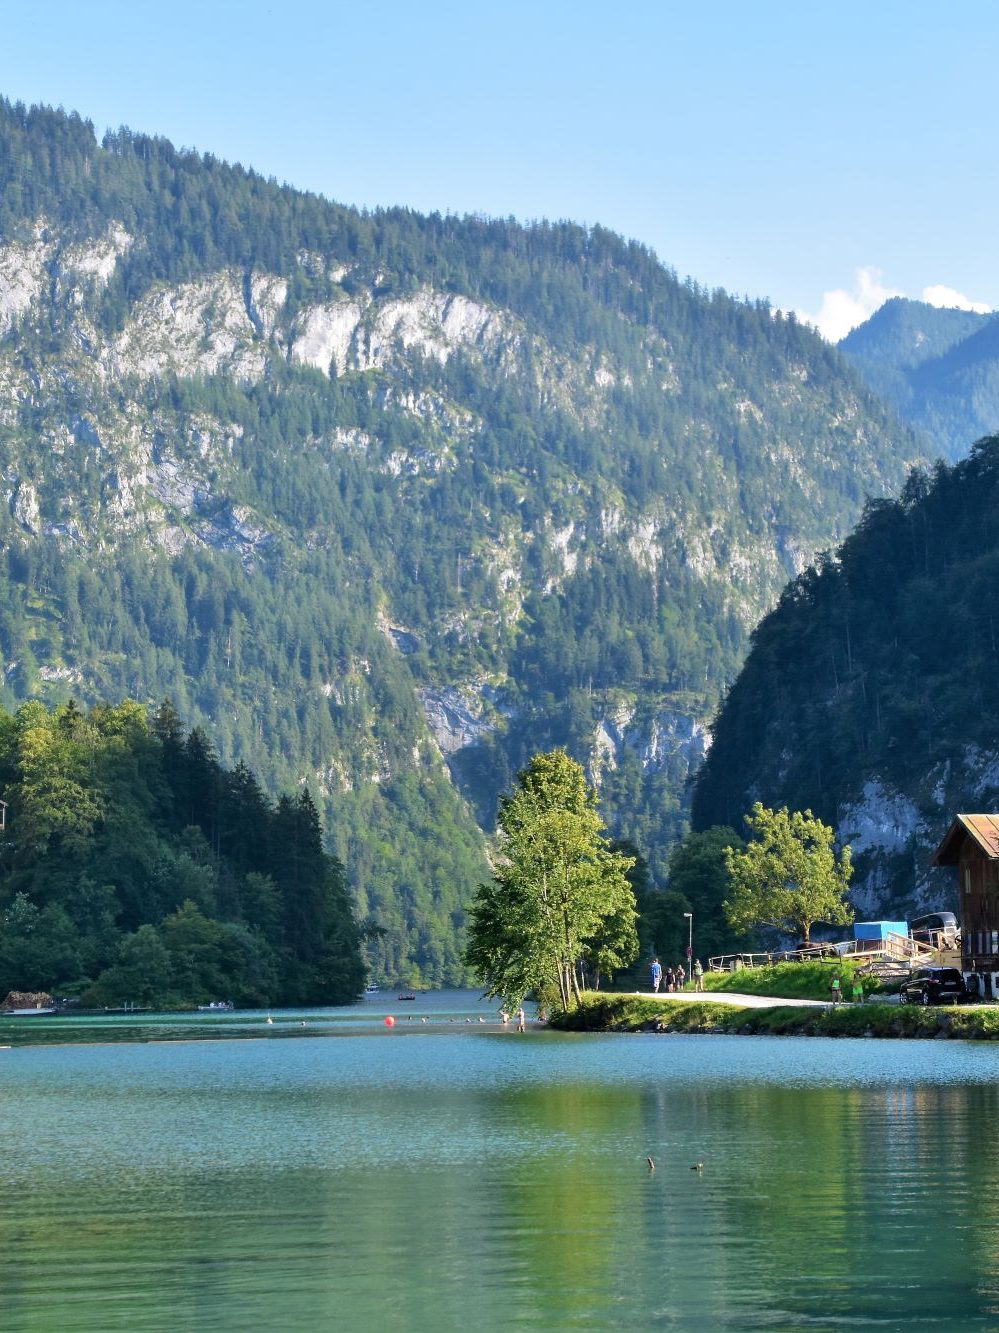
<box><xmin>2</xmin><ymin>991</ymin><xmax>999</xmax><ymax>1329</ymax></box>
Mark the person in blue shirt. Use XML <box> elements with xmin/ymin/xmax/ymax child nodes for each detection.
<box><xmin>651</xmin><ymin>958</ymin><xmax>662</xmax><ymax>993</ymax></box>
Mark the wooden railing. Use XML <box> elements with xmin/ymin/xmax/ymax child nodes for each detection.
<box><xmin>708</xmin><ymin>948</ymin><xmax>837</xmax><ymax>972</ymax></box>
<box><xmin>708</xmin><ymin>932</ymin><xmax>936</xmax><ymax>973</ymax></box>
<box><xmin>881</xmin><ymin>932</ymin><xmax>936</xmax><ymax>962</ymax></box>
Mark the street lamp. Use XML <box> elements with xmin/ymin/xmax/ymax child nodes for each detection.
<box><xmin>683</xmin><ymin>912</ymin><xmax>693</xmax><ymax>962</ymax></box>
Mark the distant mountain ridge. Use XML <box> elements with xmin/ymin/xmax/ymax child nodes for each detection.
<box><xmin>840</xmin><ymin>297</ymin><xmax>999</xmax><ymax>458</ymax></box>
<box><xmin>0</xmin><ymin>97</ymin><xmax>926</xmax><ymax>981</ymax></box>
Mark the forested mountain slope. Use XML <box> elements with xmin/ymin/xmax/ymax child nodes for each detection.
<box><xmin>0</xmin><ymin>699</ymin><xmax>365</xmax><ymax>1005</ymax></box>
<box><xmin>0</xmin><ymin>99</ymin><xmax>925</xmax><ymax>981</ymax></box>
<box><xmin>841</xmin><ymin>298</ymin><xmax>999</xmax><ymax>460</ymax></box>
<box><xmin>692</xmin><ymin>437</ymin><xmax>999</xmax><ymax>918</ymax></box>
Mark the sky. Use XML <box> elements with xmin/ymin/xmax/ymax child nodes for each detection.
<box><xmin>2</xmin><ymin>0</ymin><xmax>997</xmax><ymax>340</ymax></box>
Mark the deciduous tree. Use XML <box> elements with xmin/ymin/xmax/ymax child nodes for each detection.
<box><xmin>464</xmin><ymin>750</ymin><xmax>637</xmax><ymax>1012</ymax></box>
<box><xmin>724</xmin><ymin>804</ymin><xmax>853</xmax><ymax>946</ymax></box>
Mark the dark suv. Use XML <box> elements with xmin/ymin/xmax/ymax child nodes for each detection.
<box><xmin>899</xmin><ymin>967</ymin><xmax>966</xmax><ymax>1006</ymax></box>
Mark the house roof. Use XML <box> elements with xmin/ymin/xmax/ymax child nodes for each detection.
<box><xmin>932</xmin><ymin>814</ymin><xmax>999</xmax><ymax>865</ymax></box>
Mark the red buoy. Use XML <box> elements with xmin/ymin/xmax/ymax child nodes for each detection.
<box><xmin>384</xmin><ymin>1015</ymin><xmax>396</xmax><ymax>1027</ymax></box>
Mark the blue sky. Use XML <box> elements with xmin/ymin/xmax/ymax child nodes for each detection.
<box><xmin>2</xmin><ymin>0</ymin><xmax>996</xmax><ymax>337</ymax></box>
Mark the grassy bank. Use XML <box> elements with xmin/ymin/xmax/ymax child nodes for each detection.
<box><xmin>696</xmin><ymin>960</ymin><xmax>885</xmax><ymax>1001</ymax></box>
<box><xmin>553</xmin><ymin>994</ymin><xmax>999</xmax><ymax>1039</ymax></box>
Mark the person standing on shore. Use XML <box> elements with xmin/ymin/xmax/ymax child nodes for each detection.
<box><xmin>675</xmin><ymin>962</ymin><xmax>686</xmax><ymax>990</ymax></box>
<box><xmin>516</xmin><ymin>1007</ymin><xmax>526</xmax><ymax>1032</ymax></box>
<box><xmin>651</xmin><ymin>958</ymin><xmax>662</xmax><ymax>993</ymax></box>
<box><xmin>830</xmin><ymin>974</ymin><xmax>842</xmax><ymax>1006</ymax></box>
<box><xmin>693</xmin><ymin>960</ymin><xmax>705</xmax><ymax>992</ymax></box>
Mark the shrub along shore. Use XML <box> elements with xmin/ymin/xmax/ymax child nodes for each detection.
<box><xmin>552</xmin><ymin>993</ymin><xmax>999</xmax><ymax>1039</ymax></box>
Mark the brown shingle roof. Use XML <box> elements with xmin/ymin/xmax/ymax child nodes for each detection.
<box><xmin>932</xmin><ymin>814</ymin><xmax>999</xmax><ymax>865</ymax></box>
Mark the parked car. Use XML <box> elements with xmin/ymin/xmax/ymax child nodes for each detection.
<box><xmin>899</xmin><ymin>967</ymin><xmax>966</xmax><ymax>1005</ymax></box>
<box><xmin>910</xmin><ymin>911</ymin><xmax>959</xmax><ymax>946</ymax></box>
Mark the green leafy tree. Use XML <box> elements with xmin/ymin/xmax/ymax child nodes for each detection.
<box><xmin>242</xmin><ymin>871</ymin><xmax>282</xmax><ymax>940</ymax></box>
<box><xmin>11</xmin><ymin>702</ymin><xmax>102</xmax><ymax>858</ymax></box>
<box><xmin>639</xmin><ymin>889</ymin><xmax>692</xmax><ymax>964</ymax></box>
<box><xmin>662</xmin><ymin>825</ymin><xmax>745</xmax><ymax>963</ymax></box>
<box><xmin>724</xmin><ymin>804</ymin><xmax>853</xmax><ymax>946</ymax></box>
<box><xmin>582</xmin><ymin>885</ymin><xmax>640</xmax><ymax>991</ymax></box>
<box><xmin>0</xmin><ymin>895</ymin><xmax>83</xmax><ymax>994</ymax></box>
<box><xmin>464</xmin><ymin>749</ymin><xmax>637</xmax><ymax>1012</ymax></box>
<box><xmin>88</xmin><ymin>924</ymin><xmax>174</xmax><ymax>1007</ymax></box>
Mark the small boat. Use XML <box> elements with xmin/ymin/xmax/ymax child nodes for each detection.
<box><xmin>397</xmin><ymin>993</ymin><xmax>417</xmax><ymax>1001</ymax></box>
<box><xmin>365</xmin><ymin>984</ymin><xmax>380</xmax><ymax>994</ymax></box>
<box><xmin>197</xmin><ymin>1001</ymin><xmax>234</xmax><ymax>1012</ymax></box>
<box><xmin>4</xmin><ymin>1007</ymin><xmax>56</xmax><ymax>1016</ymax></box>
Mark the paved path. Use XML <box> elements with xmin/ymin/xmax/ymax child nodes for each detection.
<box><xmin>632</xmin><ymin>991</ymin><xmax>831</xmax><ymax>1009</ymax></box>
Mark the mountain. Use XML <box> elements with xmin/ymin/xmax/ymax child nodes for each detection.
<box><xmin>692</xmin><ymin>436</ymin><xmax>999</xmax><ymax>920</ymax></box>
<box><xmin>0</xmin><ymin>98</ymin><xmax>926</xmax><ymax>982</ymax></box>
<box><xmin>840</xmin><ymin>297</ymin><xmax>999</xmax><ymax>459</ymax></box>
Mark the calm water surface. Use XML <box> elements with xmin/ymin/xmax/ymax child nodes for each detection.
<box><xmin>2</xmin><ymin>992</ymin><xmax>998</xmax><ymax>1330</ymax></box>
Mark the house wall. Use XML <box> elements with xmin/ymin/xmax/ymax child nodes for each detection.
<box><xmin>960</xmin><ymin>843</ymin><xmax>999</xmax><ymax>961</ymax></box>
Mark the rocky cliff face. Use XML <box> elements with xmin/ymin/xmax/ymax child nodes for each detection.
<box><xmin>837</xmin><ymin>750</ymin><xmax>999</xmax><ymax>919</ymax></box>
<box><xmin>0</xmin><ymin>219</ymin><xmax>920</xmax><ymax>618</ymax></box>
<box><xmin>0</xmin><ymin>220</ymin><xmax>919</xmax><ymax>685</ymax></box>
<box><xmin>419</xmin><ymin>685</ymin><xmax>497</xmax><ymax>758</ymax></box>
<box><xmin>588</xmin><ymin>701</ymin><xmax>709</xmax><ymax>788</ymax></box>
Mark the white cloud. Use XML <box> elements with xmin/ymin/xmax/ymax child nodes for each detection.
<box><xmin>800</xmin><ymin>268</ymin><xmax>992</xmax><ymax>342</ymax></box>
<box><xmin>799</xmin><ymin>267</ymin><xmax>902</xmax><ymax>343</ymax></box>
<box><xmin>921</xmin><ymin>284</ymin><xmax>991</xmax><ymax>314</ymax></box>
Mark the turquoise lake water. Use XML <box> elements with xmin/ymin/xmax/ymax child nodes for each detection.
<box><xmin>2</xmin><ymin>991</ymin><xmax>999</xmax><ymax>1330</ymax></box>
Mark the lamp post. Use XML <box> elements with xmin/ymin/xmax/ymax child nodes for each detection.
<box><xmin>684</xmin><ymin>911</ymin><xmax>693</xmax><ymax>962</ymax></box>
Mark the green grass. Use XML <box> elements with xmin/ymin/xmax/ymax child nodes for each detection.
<box><xmin>552</xmin><ymin>993</ymin><xmax>999</xmax><ymax>1040</ymax></box>
<box><xmin>694</xmin><ymin>960</ymin><xmax>885</xmax><ymax>1001</ymax></box>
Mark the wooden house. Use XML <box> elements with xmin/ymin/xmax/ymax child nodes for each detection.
<box><xmin>931</xmin><ymin>814</ymin><xmax>999</xmax><ymax>989</ymax></box>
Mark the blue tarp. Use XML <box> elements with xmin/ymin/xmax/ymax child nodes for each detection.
<box><xmin>853</xmin><ymin>920</ymin><xmax>908</xmax><ymax>941</ymax></box>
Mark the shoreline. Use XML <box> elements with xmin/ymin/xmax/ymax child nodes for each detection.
<box><xmin>551</xmin><ymin>994</ymin><xmax>999</xmax><ymax>1040</ymax></box>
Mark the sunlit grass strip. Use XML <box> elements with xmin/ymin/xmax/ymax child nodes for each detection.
<box><xmin>552</xmin><ymin>994</ymin><xmax>999</xmax><ymax>1039</ymax></box>
<box><xmin>696</xmin><ymin>960</ymin><xmax>883</xmax><ymax>1001</ymax></box>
